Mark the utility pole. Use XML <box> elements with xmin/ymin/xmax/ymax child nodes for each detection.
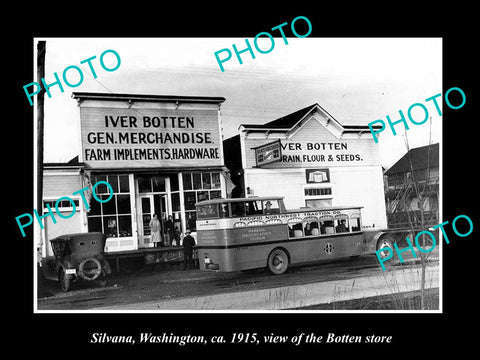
<box><xmin>37</xmin><ymin>41</ymin><xmax>46</xmax><ymax>216</ymax></box>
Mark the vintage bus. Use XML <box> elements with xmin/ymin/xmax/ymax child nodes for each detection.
<box><xmin>195</xmin><ymin>196</ymin><xmax>378</xmax><ymax>275</ymax></box>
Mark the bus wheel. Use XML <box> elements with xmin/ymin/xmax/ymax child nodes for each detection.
<box><xmin>376</xmin><ymin>236</ymin><xmax>394</xmax><ymax>260</ymax></box>
<box><xmin>267</xmin><ymin>248</ymin><xmax>289</xmax><ymax>275</ymax></box>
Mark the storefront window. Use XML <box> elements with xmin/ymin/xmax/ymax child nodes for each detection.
<box><xmin>88</xmin><ymin>174</ymin><xmax>133</xmax><ymax>238</ymax></box>
<box><xmin>193</xmin><ymin>173</ymin><xmax>202</xmax><ymax>190</ymax></box>
<box><xmin>182</xmin><ymin>172</ymin><xmax>223</xmax><ymax>231</ymax></box>
<box><xmin>170</xmin><ymin>173</ymin><xmax>179</xmax><ymax>192</ymax></box>
<box><xmin>212</xmin><ymin>173</ymin><xmax>221</xmax><ymax>189</ymax></box>
<box><xmin>172</xmin><ymin>192</ymin><xmax>180</xmax><ymax>212</ymax></box>
<box><xmin>183</xmin><ymin>173</ymin><xmax>192</xmax><ymax>190</ymax></box>
<box><xmin>202</xmin><ymin>173</ymin><xmax>211</xmax><ymax>189</ymax></box>
<box><xmin>152</xmin><ymin>176</ymin><xmax>165</xmax><ymax>192</ymax></box>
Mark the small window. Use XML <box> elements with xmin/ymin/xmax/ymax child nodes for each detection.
<box><xmin>319</xmin><ymin>216</ymin><xmax>335</xmax><ymax>234</ymax></box>
<box><xmin>288</xmin><ymin>218</ymin><xmax>304</xmax><ymax>238</ymax></box>
<box><xmin>263</xmin><ymin>200</ymin><xmax>280</xmax><ymax>215</ymax></box>
<box><xmin>246</xmin><ymin>200</ymin><xmax>263</xmax><ymax>215</ymax></box>
<box><xmin>197</xmin><ymin>204</ymin><xmax>219</xmax><ymax>219</ymax></box>
<box><xmin>304</xmin><ymin>187</ymin><xmax>332</xmax><ymax>196</ymax></box>
<box><xmin>303</xmin><ymin>217</ymin><xmax>320</xmax><ymax>236</ymax></box>
<box><xmin>335</xmin><ymin>214</ymin><xmax>350</xmax><ymax>233</ymax></box>
<box><xmin>350</xmin><ymin>212</ymin><xmax>361</xmax><ymax>231</ymax></box>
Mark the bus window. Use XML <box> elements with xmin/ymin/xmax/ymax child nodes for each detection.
<box><xmin>319</xmin><ymin>216</ymin><xmax>334</xmax><ymax>234</ymax></box>
<box><xmin>303</xmin><ymin>217</ymin><xmax>319</xmax><ymax>236</ymax></box>
<box><xmin>197</xmin><ymin>204</ymin><xmax>219</xmax><ymax>219</ymax></box>
<box><xmin>335</xmin><ymin>214</ymin><xmax>349</xmax><ymax>233</ymax></box>
<box><xmin>246</xmin><ymin>200</ymin><xmax>263</xmax><ymax>216</ymax></box>
<box><xmin>231</xmin><ymin>202</ymin><xmax>246</xmax><ymax>217</ymax></box>
<box><xmin>335</xmin><ymin>219</ymin><xmax>349</xmax><ymax>233</ymax></box>
<box><xmin>350</xmin><ymin>213</ymin><xmax>361</xmax><ymax>231</ymax></box>
<box><xmin>263</xmin><ymin>200</ymin><xmax>280</xmax><ymax>215</ymax></box>
<box><xmin>219</xmin><ymin>203</ymin><xmax>229</xmax><ymax>218</ymax></box>
<box><xmin>288</xmin><ymin>218</ymin><xmax>303</xmax><ymax>238</ymax></box>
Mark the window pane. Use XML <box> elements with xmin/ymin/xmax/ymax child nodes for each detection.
<box><xmin>102</xmin><ymin>194</ymin><xmax>116</xmax><ymax>215</ymax></box>
<box><xmin>108</xmin><ymin>175</ymin><xmax>119</xmax><ymax>193</ymax></box>
<box><xmin>138</xmin><ymin>175</ymin><xmax>151</xmax><ymax>193</ymax></box>
<box><xmin>306</xmin><ymin>199</ymin><xmax>332</xmax><ymax>208</ymax></box>
<box><xmin>212</xmin><ymin>173</ymin><xmax>221</xmax><ymax>189</ymax></box>
<box><xmin>184</xmin><ymin>191</ymin><xmax>196</xmax><ymax>210</ymax></box>
<box><xmin>304</xmin><ymin>220</ymin><xmax>319</xmax><ymax>236</ymax></box>
<box><xmin>197</xmin><ymin>191</ymin><xmax>209</xmax><ymax>202</ymax></box>
<box><xmin>118</xmin><ymin>215</ymin><xmax>132</xmax><ymax>237</ymax></box>
<box><xmin>186</xmin><ymin>211</ymin><xmax>196</xmax><ymax>231</ymax></box>
<box><xmin>103</xmin><ymin>216</ymin><xmax>118</xmax><ymax>238</ymax></box>
<box><xmin>170</xmin><ymin>174</ymin><xmax>179</xmax><ymax>191</ymax></box>
<box><xmin>182</xmin><ymin>173</ymin><xmax>192</xmax><ymax>190</ymax></box>
<box><xmin>263</xmin><ymin>200</ymin><xmax>280</xmax><ymax>214</ymax></box>
<box><xmin>335</xmin><ymin>218</ymin><xmax>349</xmax><ymax>233</ymax></box>
<box><xmin>117</xmin><ymin>194</ymin><xmax>131</xmax><ymax>214</ymax></box>
<box><xmin>198</xmin><ymin>204</ymin><xmax>219</xmax><ymax>219</ymax></box>
<box><xmin>202</xmin><ymin>173</ymin><xmax>211</xmax><ymax>189</ymax></box>
<box><xmin>94</xmin><ymin>175</ymin><xmax>108</xmax><ymax>194</ymax></box>
<box><xmin>88</xmin><ymin>217</ymin><xmax>102</xmax><ymax>233</ymax></box>
<box><xmin>172</xmin><ymin>192</ymin><xmax>180</xmax><ymax>211</ymax></box>
<box><xmin>351</xmin><ymin>218</ymin><xmax>361</xmax><ymax>231</ymax></box>
<box><xmin>152</xmin><ymin>176</ymin><xmax>165</xmax><ymax>192</ymax></box>
<box><xmin>246</xmin><ymin>200</ymin><xmax>263</xmax><ymax>215</ymax></box>
<box><xmin>119</xmin><ymin>175</ymin><xmax>129</xmax><ymax>192</ymax></box>
<box><xmin>288</xmin><ymin>221</ymin><xmax>304</xmax><ymax>238</ymax></box>
<box><xmin>193</xmin><ymin>173</ymin><xmax>202</xmax><ymax>190</ymax></box>
<box><xmin>89</xmin><ymin>196</ymin><xmax>101</xmax><ymax>215</ymax></box>
<box><xmin>210</xmin><ymin>190</ymin><xmax>222</xmax><ymax>200</ymax></box>
<box><xmin>141</xmin><ymin>197</ymin><xmax>151</xmax><ymax>214</ymax></box>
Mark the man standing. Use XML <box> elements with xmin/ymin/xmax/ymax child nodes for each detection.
<box><xmin>182</xmin><ymin>229</ymin><xmax>196</xmax><ymax>270</ymax></box>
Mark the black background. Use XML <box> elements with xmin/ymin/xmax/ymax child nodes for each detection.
<box><xmin>7</xmin><ymin>5</ymin><xmax>477</xmax><ymax>356</ymax></box>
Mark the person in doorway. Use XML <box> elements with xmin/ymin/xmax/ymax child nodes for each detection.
<box><xmin>174</xmin><ymin>226</ymin><xmax>181</xmax><ymax>247</ymax></box>
<box><xmin>149</xmin><ymin>214</ymin><xmax>162</xmax><ymax>248</ymax></box>
<box><xmin>182</xmin><ymin>229</ymin><xmax>196</xmax><ymax>270</ymax></box>
<box><xmin>164</xmin><ymin>215</ymin><xmax>174</xmax><ymax>247</ymax></box>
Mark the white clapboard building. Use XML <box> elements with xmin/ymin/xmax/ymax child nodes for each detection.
<box><xmin>223</xmin><ymin>103</ymin><xmax>387</xmax><ymax>231</ymax></box>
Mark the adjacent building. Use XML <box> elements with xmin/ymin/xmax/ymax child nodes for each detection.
<box><xmin>223</xmin><ymin>103</ymin><xmax>387</xmax><ymax>231</ymax></box>
<box><xmin>384</xmin><ymin>143</ymin><xmax>439</xmax><ymax>229</ymax></box>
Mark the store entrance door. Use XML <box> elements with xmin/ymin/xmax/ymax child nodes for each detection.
<box><xmin>138</xmin><ymin>194</ymin><xmax>167</xmax><ymax>248</ymax></box>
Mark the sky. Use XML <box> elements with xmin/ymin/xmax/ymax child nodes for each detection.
<box><xmin>36</xmin><ymin>37</ymin><xmax>442</xmax><ymax>169</ymax></box>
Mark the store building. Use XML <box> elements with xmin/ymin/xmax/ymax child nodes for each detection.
<box><xmin>223</xmin><ymin>103</ymin><xmax>387</xmax><ymax>230</ymax></box>
<box><xmin>41</xmin><ymin>92</ymin><xmax>227</xmax><ymax>256</ymax></box>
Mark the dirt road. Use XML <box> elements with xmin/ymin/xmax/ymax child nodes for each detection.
<box><xmin>37</xmin><ymin>250</ymin><xmax>439</xmax><ymax>311</ymax></box>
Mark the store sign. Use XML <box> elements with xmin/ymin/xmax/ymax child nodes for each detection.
<box><xmin>79</xmin><ymin>107</ymin><xmax>223</xmax><ymax>169</ymax></box>
<box><xmin>254</xmin><ymin>139</ymin><xmax>282</xmax><ymax>167</ymax></box>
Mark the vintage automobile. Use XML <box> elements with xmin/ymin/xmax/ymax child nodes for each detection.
<box><xmin>42</xmin><ymin>232</ymin><xmax>111</xmax><ymax>291</ymax></box>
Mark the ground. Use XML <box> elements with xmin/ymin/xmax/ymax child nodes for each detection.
<box><xmin>37</xmin><ymin>249</ymin><xmax>439</xmax><ymax>311</ymax></box>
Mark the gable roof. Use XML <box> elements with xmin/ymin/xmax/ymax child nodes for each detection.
<box><xmin>240</xmin><ymin>103</ymin><xmax>381</xmax><ymax>132</ymax></box>
<box><xmin>385</xmin><ymin>143</ymin><xmax>439</xmax><ymax>175</ymax></box>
